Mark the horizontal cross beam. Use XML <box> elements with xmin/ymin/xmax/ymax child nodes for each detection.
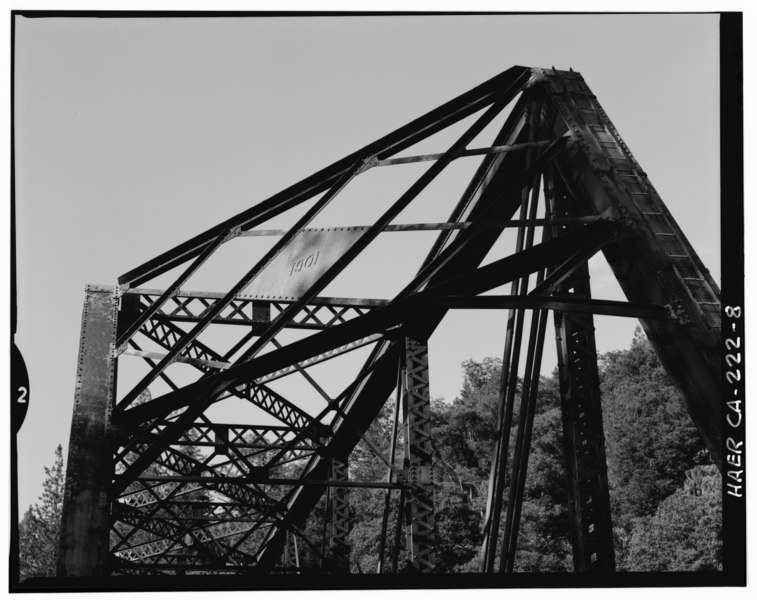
<box><xmin>374</xmin><ymin>139</ymin><xmax>556</xmax><ymax>166</ymax></box>
<box><xmin>120</xmin><ymin>289</ymin><xmax>385</xmax><ymax>331</ymax></box>
<box><xmin>438</xmin><ymin>295</ymin><xmax>673</xmax><ymax>320</ymax></box>
<box><xmin>235</xmin><ymin>216</ymin><xmax>604</xmax><ymax>237</ymax></box>
<box><xmin>120</xmin><ymin>287</ymin><xmax>389</xmax><ymax>308</ymax></box>
<box><xmin>137</xmin><ymin>475</ymin><xmax>406</xmax><ymax>489</ymax></box>
<box><xmin>121</xmin><ymin>348</ymin><xmax>230</xmax><ymax>370</ymax></box>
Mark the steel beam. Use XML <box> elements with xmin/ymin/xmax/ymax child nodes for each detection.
<box><xmin>554</xmin><ymin>263</ymin><xmax>616</xmax><ymax>572</ymax></box>
<box><xmin>402</xmin><ymin>337</ymin><xmax>436</xmax><ymax>573</ymax></box>
<box><xmin>500</xmin><ymin>307</ymin><xmax>550</xmax><ymax>572</ymax></box>
<box><xmin>57</xmin><ymin>287</ymin><xmax>119</xmax><ymax>576</ymax></box>
<box><xmin>375</xmin><ymin>139</ymin><xmax>555</xmax><ymax>166</ymax></box>
<box><xmin>481</xmin><ymin>116</ymin><xmax>545</xmax><ymax>571</ymax></box>
<box><xmin>327</xmin><ymin>458</ymin><xmax>350</xmax><ymax>572</ymax></box>
<box><xmin>123</xmin><ymin>288</ymin><xmax>382</xmax><ymax>329</ymax></box>
<box><xmin>237</xmin><ymin>216</ymin><xmax>598</xmax><ymax>237</ymax></box>
<box><xmin>281</xmin><ymin>530</ymin><xmax>300</xmax><ymax>570</ymax></box>
<box><xmin>536</xmin><ymin>67</ymin><xmax>722</xmax><ymax>465</ymax></box>
<box><xmin>436</xmin><ymin>295</ymin><xmax>671</xmax><ymax>320</ymax></box>
<box><xmin>376</xmin><ymin>368</ymin><xmax>403</xmax><ymax>574</ymax></box>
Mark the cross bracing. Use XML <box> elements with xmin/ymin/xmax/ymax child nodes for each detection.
<box><xmin>57</xmin><ymin>66</ymin><xmax>721</xmax><ymax>578</ymax></box>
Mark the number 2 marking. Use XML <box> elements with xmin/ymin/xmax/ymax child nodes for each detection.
<box><xmin>17</xmin><ymin>386</ymin><xmax>28</xmax><ymax>404</ymax></box>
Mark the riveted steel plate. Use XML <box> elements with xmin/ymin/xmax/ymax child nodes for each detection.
<box><xmin>245</xmin><ymin>227</ymin><xmax>366</xmax><ymax>300</ymax></box>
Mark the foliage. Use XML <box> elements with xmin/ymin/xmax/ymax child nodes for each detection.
<box><xmin>600</xmin><ymin>329</ymin><xmax>710</xmax><ymax>522</ymax></box>
<box><xmin>348</xmin><ymin>399</ymin><xmax>406</xmax><ymax>573</ymax></box>
<box><xmin>433</xmin><ymin>480</ymin><xmax>484</xmax><ymax>571</ymax></box>
<box><xmin>623</xmin><ymin>465</ymin><xmax>722</xmax><ymax>571</ymax></box>
<box><xmin>599</xmin><ymin>328</ymin><xmax>717</xmax><ymax>569</ymax></box>
<box><xmin>424</xmin><ymin>328</ymin><xmax>719</xmax><ymax>573</ymax></box>
<box><xmin>512</xmin><ymin>401</ymin><xmax>572</xmax><ymax>572</ymax></box>
<box><xmin>431</xmin><ymin>359</ymin><xmax>571</xmax><ymax>572</ymax></box>
<box><xmin>18</xmin><ymin>445</ymin><xmax>66</xmax><ymax>580</ymax></box>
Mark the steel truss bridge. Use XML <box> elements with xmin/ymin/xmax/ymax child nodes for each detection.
<box><xmin>57</xmin><ymin>66</ymin><xmax>721</xmax><ymax>577</ymax></box>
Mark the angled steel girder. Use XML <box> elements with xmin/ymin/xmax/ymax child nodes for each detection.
<box><xmin>59</xmin><ymin>66</ymin><xmax>720</xmax><ymax>579</ymax></box>
<box><xmin>532</xmin><ymin>68</ymin><xmax>721</xmax><ymax>465</ymax></box>
<box><xmin>549</xmin><ymin>170</ymin><xmax>615</xmax><ymax>573</ymax></box>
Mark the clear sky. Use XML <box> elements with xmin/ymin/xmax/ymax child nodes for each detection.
<box><xmin>13</xmin><ymin>14</ymin><xmax>720</xmax><ymax>513</ymax></box>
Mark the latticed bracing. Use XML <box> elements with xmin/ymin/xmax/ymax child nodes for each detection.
<box><xmin>57</xmin><ymin>67</ymin><xmax>720</xmax><ymax>578</ymax></box>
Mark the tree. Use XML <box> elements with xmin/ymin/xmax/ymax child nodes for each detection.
<box><xmin>18</xmin><ymin>444</ymin><xmax>66</xmax><ymax>580</ymax></box>
<box><xmin>600</xmin><ymin>328</ymin><xmax>710</xmax><ymax>526</ymax></box>
<box><xmin>598</xmin><ymin>327</ymin><xmax>717</xmax><ymax>568</ymax></box>
<box><xmin>432</xmin><ymin>335</ymin><xmax>720</xmax><ymax>573</ymax></box>
<box><xmin>624</xmin><ymin>465</ymin><xmax>722</xmax><ymax>571</ymax></box>
<box><xmin>432</xmin><ymin>358</ymin><xmax>502</xmax><ymax>482</ymax></box>
<box><xmin>430</xmin><ymin>358</ymin><xmax>573</xmax><ymax>572</ymax></box>
<box><xmin>513</xmin><ymin>389</ymin><xmax>572</xmax><ymax>572</ymax></box>
<box><xmin>347</xmin><ymin>399</ymin><xmax>406</xmax><ymax>573</ymax></box>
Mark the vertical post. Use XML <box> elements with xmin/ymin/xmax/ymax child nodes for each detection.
<box><xmin>402</xmin><ymin>337</ymin><xmax>436</xmax><ymax>573</ymax></box>
<box><xmin>282</xmin><ymin>530</ymin><xmax>299</xmax><ymax>571</ymax></box>
<box><xmin>500</xmin><ymin>308</ymin><xmax>549</xmax><ymax>572</ymax></box>
<box><xmin>377</xmin><ymin>367</ymin><xmax>403</xmax><ymax>573</ymax></box>
<box><xmin>554</xmin><ymin>264</ymin><xmax>616</xmax><ymax>572</ymax></box>
<box><xmin>391</xmin><ymin>488</ymin><xmax>406</xmax><ymax>573</ymax></box>
<box><xmin>481</xmin><ymin>102</ymin><xmax>542</xmax><ymax>571</ymax></box>
<box><xmin>57</xmin><ymin>286</ymin><xmax>119</xmax><ymax>576</ymax></box>
<box><xmin>319</xmin><ymin>484</ymin><xmax>331</xmax><ymax>571</ymax></box>
<box><xmin>328</xmin><ymin>457</ymin><xmax>350</xmax><ymax>572</ymax></box>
